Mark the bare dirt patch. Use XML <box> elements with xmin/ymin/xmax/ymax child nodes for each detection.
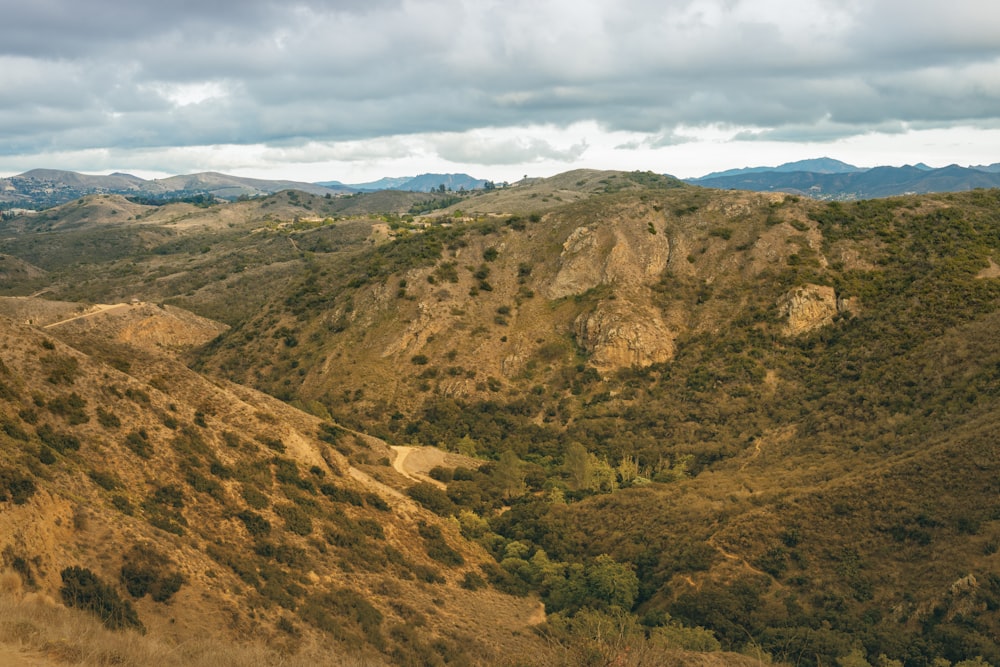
<box><xmin>390</xmin><ymin>446</ymin><xmax>481</xmax><ymax>487</ymax></box>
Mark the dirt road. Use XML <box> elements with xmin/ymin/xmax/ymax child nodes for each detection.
<box><xmin>42</xmin><ymin>303</ymin><xmax>131</xmax><ymax>329</ymax></box>
<box><xmin>390</xmin><ymin>446</ymin><xmax>447</xmax><ymax>488</ymax></box>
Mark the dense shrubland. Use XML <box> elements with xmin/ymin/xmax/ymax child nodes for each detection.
<box><xmin>3</xmin><ymin>180</ymin><xmax>1000</xmax><ymax>665</ymax></box>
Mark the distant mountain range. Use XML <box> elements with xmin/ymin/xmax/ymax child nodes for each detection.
<box><xmin>0</xmin><ymin>169</ymin><xmax>354</xmax><ymax>209</ymax></box>
<box><xmin>696</xmin><ymin>157</ymin><xmax>866</xmax><ymax>180</ymax></box>
<box><xmin>0</xmin><ymin>169</ymin><xmax>490</xmax><ymax>210</ymax></box>
<box><xmin>687</xmin><ymin>159</ymin><xmax>1000</xmax><ymax>200</ymax></box>
<box><xmin>316</xmin><ymin>173</ymin><xmax>487</xmax><ymax>193</ymax></box>
<box><xmin>5</xmin><ymin>160</ymin><xmax>1000</xmax><ymax>211</ymax></box>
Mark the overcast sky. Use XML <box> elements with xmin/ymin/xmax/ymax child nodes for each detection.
<box><xmin>1</xmin><ymin>0</ymin><xmax>999</xmax><ymax>182</ymax></box>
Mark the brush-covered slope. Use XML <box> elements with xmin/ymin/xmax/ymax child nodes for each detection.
<box><xmin>194</xmin><ymin>184</ymin><xmax>1000</xmax><ymax>665</ymax></box>
<box><xmin>0</xmin><ymin>302</ymin><xmax>555</xmax><ymax>666</ymax></box>
<box><xmin>3</xmin><ymin>174</ymin><xmax>1000</xmax><ymax>665</ymax></box>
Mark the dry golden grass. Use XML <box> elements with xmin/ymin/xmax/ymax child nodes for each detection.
<box><xmin>0</xmin><ymin>582</ymin><xmax>383</xmax><ymax>667</ymax></box>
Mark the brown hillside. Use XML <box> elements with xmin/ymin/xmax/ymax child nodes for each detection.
<box><xmin>0</xmin><ymin>311</ymin><xmax>551</xmax><ymax>665</ymax></box>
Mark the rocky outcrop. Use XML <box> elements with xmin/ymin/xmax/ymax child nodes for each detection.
<box><xmin>779</xmin><ymin>285</ymin><xmax>837</xmax><ymax>335</ymax></box>
<box><xmin>546</xmin><ymin>218</ymin><xmax>671</xmax><ymax>300</ymax></box>
<box><xmin>574</xmin><ymin>298</ymin><xmax>675</xmax><ymax>369</ymax></box>
<box><xmin>779</xmin><ymin>284</ymin><xmax>859</xmax><ymax>335</ymax></box>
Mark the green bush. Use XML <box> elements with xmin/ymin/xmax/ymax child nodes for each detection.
<box><xmin>241</xmin><ymin>484</ymin><xmax>270</xmax><ymax>509</ymax></box>
<box><xmin>88</xmin><ymin>469</ymin><xmax>121</xmax><ymax>491</ymax></box>
<box><xmin>1</xmin><ymin>417</ymin><xmax>30</xmax><ymax>441</ymax></box>
<box><xmin>364</xmin><ymin>492</ymin><xmax>391</xmax><ymax>512</ymax></box>
<box><xmin>299</xmin><ymin>587</ymin><xmax>385</xmax><ymax>649</ymax></box>
<box><xmin>320</xmin><ymin>482</ymin><xmax>364</xmax><ymax>506</ymax></box>
<box><xmin>406</xmin><ymin>482</ymin><xmax>456</xmax><ymax>516</ymax></box>
<box><xmin>42</xmin><ymin>354</ymin><xmax>81</xmax><ymax>385</ymax></box>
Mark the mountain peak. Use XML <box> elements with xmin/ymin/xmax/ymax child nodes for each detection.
<box><xmin>695</xmin><ymin>157</ymin><xmax>862</xmax><ymax>180</ymax></box>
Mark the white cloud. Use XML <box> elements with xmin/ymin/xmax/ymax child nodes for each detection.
<box><xmin>1</xmin><ymin>0</ymin><xmax>999</xmax><ymax>179</ymax></box>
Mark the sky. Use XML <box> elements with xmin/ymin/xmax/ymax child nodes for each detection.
<box><xmin>1</xmin><ymin>0</ymin><xmax>999</xmax><ymax>183</ymax></box>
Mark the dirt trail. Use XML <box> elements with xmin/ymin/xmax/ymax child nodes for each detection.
<box><xmin>42</xmin><ymin>303</ymin><xmax>130</xmax><ymax>329</ymax></box>
<box><xmin>390</xmin><ymin>446</ymin><xmax>447</xmax><ymax>488</ymax></box>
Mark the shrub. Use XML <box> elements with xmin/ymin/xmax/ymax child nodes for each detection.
<box><xmin>428</xmin><ymin>466</ymin><xmax>454</xmax><ymax>482</ymax></box>
<box><xmin>406</xmin><ymin>482</ymin><xmax>456</xmax><ymax>516</ymax></box>
<box><xmin>36</xmin><ymin>423</ymin><xmax>81</xmax><ymax>453</ymax></box>
<box><xmin>0</xmin><ymin>468</ymin><xmax>36</xmax><ymax>505</ymax></box>
<box><xmin>43</xmin><ymin>354</ymin><xmax>81</xmax><ymax>385</ymax></box>
<box><xmin>299</xmin><ymin>587</ymin><xmax>384</xmax><ymax>648</ymax></box>
<box><xmin>320</xmin><ymin>482</ymin><xmax>364</xmax><ymax>506</ymax></box>
<box><xmin>236</xmin><ymin>509</ymin><xmax>271</xmax><ymax>537</ymax></box>
<box><xmin>60</xmin><ymin>566</ymin><xmax>144</xmax><ymax>631</ymax></box>
<box><xmin>142</xmin><ymin>485</ymin><xmax>187</xmax><ymax>535</ymax></box>
<box><xmin>88</xmin><ymin>469</ymin><xmax>121</xmax><ymax>491</ymax></box>
<box><xmin>123</xmin><ymin>429</ymin><xmax>152</xmax><ymax>458</ymax></box>
<box><xmin>46</xmin><ymin>392</ymin><xmax>89</xmax><ymax>424</ymax></box>
<box><xmin>96</xmin><ymin>407</ymin><xmax>121</xmax><ymax>429</ymax></box>
<box><xmin>461</xmin><ymin>571</ymin><xmax>486</xmax><ymax>590</ymax></box>
<box><xmin>241</xmin><ymin>484</ymin><xmax>270</xmax><ymax>509</ymax></box>
<box><xmin>275</xmin><ymin>503</ymin><xmax>313</xmax><ymax>536</ymax></box>
<box><xmin>1</xmin><ymin>417</ymin><xmax>30</xmax><ymax>441</ymax></box>
<box><xmin>258</xmin><ymin>436</ymin><xmax>286</xmax><ymax>453</ymax></box>
<box><xmin>120</xmin><ymin>545</ymin><xmax>185</xmax><ymax>602</ymax></box>
<box><xmin>364</xmin><ymin>492</ymin><xmax>391</xmax><ymax>512</ymax></box>
<box><xmin>418</xmin><ymin>522</ymin><xmax>464</xmax><ymax>566</ymax></box>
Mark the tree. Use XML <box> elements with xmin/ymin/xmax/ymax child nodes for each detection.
<box><xmin>494</xmin><ymin>449</ymin><xmax>526</xmax><ymax>500</ymax></box>
<box><xmin>586</xmin><ymin>554</ymin><xmax>639</xmax><ymax>611</ymax></box>
<box><xmin>563</xmin><ymin>442</ymin><xmax>592</xmax><ymax>492</ymax></box>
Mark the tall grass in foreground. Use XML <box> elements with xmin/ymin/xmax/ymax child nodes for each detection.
<box><xmin>0</xmin><ymin>573</ymin><xmax>381</xmax><ymax>667</ymax></box>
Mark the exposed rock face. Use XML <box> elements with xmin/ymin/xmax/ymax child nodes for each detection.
<box><xmin>574</xmin><ymin>299</ymin><xmax>675</xmax><ymax>369</ymax></box>
<box><xmin>546</xmin><ymin>218</ymin><xmax>671</xmax><ymax>300</ymax></box>
<box><xmin>779</xmin><ymin>284</ymin><xmax>838</xmax><ymax>335</ymax></box>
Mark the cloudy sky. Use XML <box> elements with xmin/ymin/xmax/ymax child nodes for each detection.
<box><xmin>1</xmin><ymin>0</ymin><xmax>999</xmax><ymax>182</ymax></box>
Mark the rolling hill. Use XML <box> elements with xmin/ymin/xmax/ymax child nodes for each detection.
<box><xmin>317</xmin><ymin>173</ymin><xmax>487</xmax><ymax>193</ymax></box>
<box><xmin>0</xmin><ymin>169</ymin><xmax>352</xmax><ymax>210</ymax></box>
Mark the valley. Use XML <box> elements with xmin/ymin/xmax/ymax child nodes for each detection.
<box><xmin>0</xmin><ymin>172</ymin><xmax>998</xmax><ymax>666</ymax></box>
